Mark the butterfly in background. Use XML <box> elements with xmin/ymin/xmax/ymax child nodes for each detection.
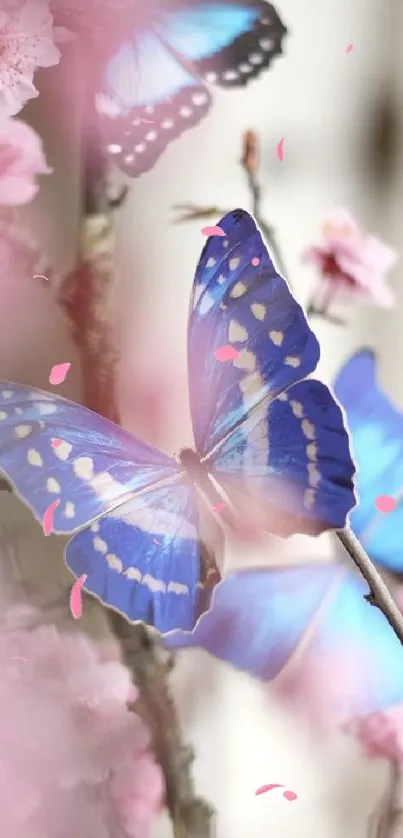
<box><xmin>164</xmin><ymin>560</ymin><xmax>403</xmax><ymax>714</ymax></box>
<box><xmin>52</xmin><ymin>0</ymin><xmax>287</xmax><ymax>177</ymax></box>
<box><xmin>333</xmin><ymin>349</ymin><xmax>403</xmax><ymax>577</ymax></box>
<box><xmin>0</xmin><ymin>209</ymin><xmax>355</xmax><ymax>635</ymax></box>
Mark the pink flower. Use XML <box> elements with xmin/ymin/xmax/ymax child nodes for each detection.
<box><xmin>0</xmin><ymin>605</ymin><xmax>165</xmax><ymax>838</ymax></box>
<box><xmin>303</xmin><ymin>208</ymin><xmax>397</xmax><ymax>307</ymax></box>
<box><xmin>0</xmin><ymin>0</ymin><xmax>60</xmax><ymax>117</ymax></box>
<box><xmin>0</xmin><ymin>116</ymin><xmax>51</xmax><ymax>204</ymax></box>
<box><xmin>344</xmin><ymin>708</ymin><xmax>403</xmax><ymax>763</ymax></box>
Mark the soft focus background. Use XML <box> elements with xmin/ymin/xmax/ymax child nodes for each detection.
<box><xmin>1</xmin><ymin>0</ymin><xmax>403</xmax><ymax>835</ymax></box>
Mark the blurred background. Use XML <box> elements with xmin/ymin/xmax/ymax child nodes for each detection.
<box><xmin>1</xmin><ymin>0</ymin><xmax>403</xmax><ymax>835</ymax></box>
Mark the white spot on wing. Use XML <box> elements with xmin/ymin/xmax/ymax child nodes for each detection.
<box><xmin>106</xmin><ymin>553</ymin><xmax>123</xmax><ymax>572</ymax></box>
<box><xmin>0</xmin><ymin>411</ymin><xmax>7</xmax><ymax>420</ymax></box>
<box><xmin>229</xmin><ymin>257</ymin><xmax>240</xmax><ymax>271</ymax></box>
<box><xmin>93</xmin><ymin>536</ymin><xmax>107</xmax><ymax>554</ymax></box>
<box><xmin>15</xmin><ymin>425</ymin><xmax>32</xmax><ymax>438</ymax></box>
<box><xmin>269</xmin><ymin>331</ymin><xmax>284</xmax><ymax>346</ymax></box>
<box><xmin>73</xmin><ymin>457</ymin><xmax>94</xmax><ymax>481</ymax></box>
<box><xmin>228</xmin><ymin>320</ymin><xmax>248</xmax><ymax>342</ymax></box>
<box><xmin>230</xmin><ymin>281</ymin><xmax>247</xmax><ymax>299</ymax></box>
<box><xmin>1</xmin><ymin>391</ymin><xmax>13</xmax><ymax>399</ymax></box>
<box><xmin>47</xmin><ymin>477</ymin><xmax>60</xmax><ymax>493</ymax></box>
<box><xmin>27</xmin><ymin>449</ymin><xmax>43</xmax><ymax>467</ymax></box>
<box><xmin>250</xmin><ymin>303</ymin><xmax>266</xmax><ymax>321</ymax></box>
<box><xmin>35</xmin><ymin>402</ymin><xmax>57</xmax><ymax>416</ymax></box>
<box><xmin>64</xmin><ymin>502</ymin><xmax>75</xmax><ymax>518</ymax></box>
<box><xmin>206</xmin><ymin>257</ymin><xmax>216</xmax><ymax>268</ymax></box>
<box><xmin>54</xmin><ymin>441</ymin><xmax>72</xmax><ymax>461</ymax></box>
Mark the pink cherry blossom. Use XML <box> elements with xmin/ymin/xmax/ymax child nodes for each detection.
<box><xmin>303</xmin><ymin>208</ymin><xmax>397</xmax><ymax>307</ymax></box>
<box><xmin>0</xmin><ymin>116</ymin><xmax>51</xmax><ymax>204</ymax></box>
<box><xmin>0</xmin><ymin>0</ymin><xmax>60</xmax><ymax>117</ymax></box>
<box><xmin>0</xmin><ymin>604</ymin><xmax>165</xmax><ymax>838</ymax></box>
<box><xmin>344</xmin><ymin>707</ymin><xmax>403</xmax><ymax>763</ymax></box>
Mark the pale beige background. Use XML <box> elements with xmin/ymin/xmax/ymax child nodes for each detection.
<box><xmin>1</xmin><ymin>0</ymin><xmax>403</xmax><ymax>835</ymax></box>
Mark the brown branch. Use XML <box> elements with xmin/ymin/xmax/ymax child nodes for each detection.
<box><xmin>57</xmin><ymin>64</ymin><xmax>214</xmax><ymax>837</ymax></box>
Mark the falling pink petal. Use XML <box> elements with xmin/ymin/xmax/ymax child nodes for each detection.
<box><xmin>375</xmin><ymin>494</ymin><xmax>396</xmax><ymax>513</ymax></box>
<box><xmin>42</xmin><ymin>499</ymin><xmax>60</xmax><ymax>536</ymax></box>
<box><xmin>70</xmin><ymin>574</ymin><xmax>87</xmax><ymax>620</ymax></box>
<box><xmin>51</xmin><ymin>438</ymin><xmax>63</xmax><ymax>448</ymax></box>
<box><xmin>214</xmin><ymin>345</ymin><xmax>240</xmax><ymax>362</ymax></box>
<box><xmin>33</xmin><ymin>274</ymin><xmax>50</xmax><ymax>281</ymax></box>
<box><xmin>10</xmin><ymin>656</ymin><xmax>27</xmax><ymax>662</ymax></box>
<box><xmin>283</xmin><ymin>791</ymin><xmax>298</xmax><ymax>801</ymax></box>
<box><xmin>276</xmin><ymin>138</ymin><xmax>284</xmax><ymax>162</ymax></box>
<box><xmin>153</xmin><ymin>538</ymin><xmax>162</xmax><ymax>545</ymax></box>
<box><xmin>212</xmin><ymin>502</ymin><xmax>226</xmax><ymax>513</ymax></box>
<box><xmin>201</xmin><ymin>225</ymin><xmax>226</xmax><ymax>237</ymax></box>
<box><xmin>255</xmin><ymin>784</ymin><xmax>297</xmax><ymax>801</ymax></box>
<box><xmin>49</xmin><ymin>362</ymin><xmax>71</xmax><ymax>386</ymax></box>
<box><xmin>251</xmin><ymin>257</ymin><xmax>260</xmax><ymax>266</ymax></box>
<box><xmin>346</xmin><ymin>43</ymin><xmax>354</xmax><ymax>53</ymax></box>
<box><xmin>255</xmin><ymin>784</ymin><xmax>284</xmax><ymax>796</ymax></box>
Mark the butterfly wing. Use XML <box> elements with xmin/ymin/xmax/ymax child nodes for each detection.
<box><xmin>334</xmin><ymin>350</ymin><xmax>403</xmax><ymax>572</ymax></box>
<box><xmin>0</xmin><ymin>383</ymin><xmax>204</xmax><ymax>632</ymax></box>
<box><xmin>98</xmin><ymin>1</ymin><xmax>286</xmax><ymax>176</ymax></box>
<box><xmin>0</xmin><ymin>382</ymin><xmax>180</xmax><ymax>531</ymax></box>
<box><xmin>188</xmin><ymin>208</ymin><xmax>355</xmax><ymax>534</ymax></box>
<box><xmin>155</xmin><ymin>1</ymin><xmax>287</xmax><ymax>88</ymax></box>
<box><xmin>165</xmin><ymin>562</ymin><xmax>403</xmax><ymax>713</ymax></box>
<box><xmin>97</xmin><ymin>31</ymin><xmax>212</xmax><ymax>177</ymax></box>
<box><xmin>66</xmin><ymin>483</ymin><xmax>203</xmax><ymax>633</ymax></box>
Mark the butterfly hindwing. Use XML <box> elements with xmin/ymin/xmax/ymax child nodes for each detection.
<box><xmin>211</xmin><ymin>378</ymin><xmax>356</xmax><ymax>534</ymax></box>
<box><xmin>0</xmin><ymin>383</ymin><xmax>180</xmax><ymax>533</ymax></box>
<box><xmin>97</xmin><ymin>32</ymin><xmax>211</xmax><ymax>177</ymax></box>
<box><xmin>165</xmin><ymin>562</ymin><xmax>403</xmax><ymax>713</ymax></box>
<box><xmin>66</xmin><ymin>482</ymin><xmax>201</xmax><ymax>634</ymax></box>
<box><xmin>334</xmin><ymin>350</ymin><xmax>403</xmax><ymax>572</ymax></box>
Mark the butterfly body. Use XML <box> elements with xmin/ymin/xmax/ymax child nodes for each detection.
<box><xmin>0</xmin><ymin>210</ymin><xmax>355</xmax><ymax>634</ymax></box>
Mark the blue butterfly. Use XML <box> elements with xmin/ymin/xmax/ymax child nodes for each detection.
<box><xmin>164</xmin><ymin>561</ymin><xmax>403</xmax><ymax>713</ymax></box>
<box><xmin>90</xmin><ymin>0</ymin><xmax>288</xmax><ymax>176</ymax></box>
<box><xmin>334</xmin><ymin>348</ymin><xmax>403</xmax><ymax>575</ymax></box>
<box><xmin>0</xmin><ymin>209</ymin><xmax>356</xmax><ymax>635</ymax></box>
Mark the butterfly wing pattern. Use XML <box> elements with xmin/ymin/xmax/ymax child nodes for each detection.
<box><xmin>165</xmin><ymin>562</ymin><xmax>403</xmax><ymax>713</ymax></box>
<box><xmin>0</xmin><ymin>209</ymin><xmax>357</xmax><ymax>637</ymax></box>
<box><xmin>0</xmin><ymin>384</ymin><xmax>202</xmax><ymax>633</ymax></box>
<box><xmin>97</xmin><ymin>1</ymin><xmax>287</xmax><ymax>176</ymax></box>
<box><xmin>188</xmin><ymin>209</ymin><xmax>356</xmax><ymax>535</ymax></box>
<box><xmin>334</xmin><ymin>349</ymin><xmax>403</xmax><ymax>573</ymax></box>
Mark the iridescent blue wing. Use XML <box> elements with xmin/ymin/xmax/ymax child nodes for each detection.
<box><xmin>165</xmin><ymin>563</ymin><xmax>403</xmax><ymax>713</ymax></box>
<box><xmin>0</xmin><ymin>383</ymin><xmax>203</xmax><ymax>633</ymax></box>
<box><xmin>66</xmin><ymin>484</ymin><xmax>202</xmax><ymax>633</ymax></box>
<box><xmin>209</xmin><ymin>379</ymin><xmax>356</xmax><ymax>534</ymax></box>
<box><xmin>97</xmin><ymin>1</ymin><xmax>286</xmax><ymax>176</ymax></box>
<box><xmin>188</xmin><ymin>208</ymin><xmax>356</xmax><ymax>534</ymax></box>
<box><xmin>334</xmin><ymin>350</ymin><xmax>403</xmax><ymax>572</ymax></box>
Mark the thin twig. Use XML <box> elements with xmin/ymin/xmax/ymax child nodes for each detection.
<box><xmin>337</xmin><ymin>527</ymin><xmax>403</xmax><ymax>646</ymax></box>
<box><xmin>240</xmin><ymin>130</ymin><xmax>289</xmax><ymax>281</ymax></box>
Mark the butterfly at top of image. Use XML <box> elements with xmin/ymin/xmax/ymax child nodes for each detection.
<box><xmin>53</xmin><ymin>0</ymin><xmax>287</xmax><ymax>176</ymax></box>
<box><xmin>0</xmin><ymin>209</ymin><xmax>356</xmax><ymax>635</ymax></box>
